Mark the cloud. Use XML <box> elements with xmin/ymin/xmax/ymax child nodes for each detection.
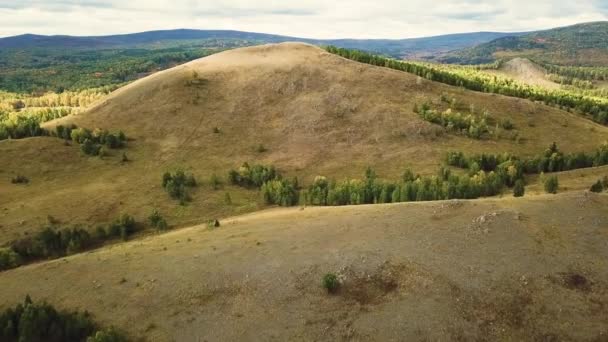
<box><xmin>0</xmin><ymin>0</ymin><xmax>606</xmax><ymax>39</ymax></box>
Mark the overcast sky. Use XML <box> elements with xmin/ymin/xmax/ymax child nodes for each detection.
<box><xmin>0</xmin><ymin>0</ymin><xmax>607</xmax><ymax>39</ymax></box>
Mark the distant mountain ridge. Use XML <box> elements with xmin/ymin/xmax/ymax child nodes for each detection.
<box><xmin>441</xmin><ymin>21</ymin><xmax>608</xmax><ymax>65</ymax></box>
<box><xmin>0</xmin><ymin>29</ymin><xmax>525</xmax><ymax>58</ymax></box>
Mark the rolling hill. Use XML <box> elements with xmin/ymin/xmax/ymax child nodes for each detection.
<box><xmin>0</xmin><ymin>191</ymin><xmax>606</xmax><ymax>341</ymax></box>
<box><xmin>442</xmin><ymin>21</ymin><xmax>608</xmax><ymax>66</ymax></box>
<box><xmin>1</xmin><ymin>43</ymin><xmax>607</xmax><ymax>245</ymax></box>
<box><xmin>0</xmin><ymin>29</ymin><xmax>522</xmax><ymax>57</ymax></box>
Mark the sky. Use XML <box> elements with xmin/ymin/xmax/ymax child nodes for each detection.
<box><xmin>0</xmin><ymin>0</ymin><xmax>607</xmax><ymax>39</ymax></box>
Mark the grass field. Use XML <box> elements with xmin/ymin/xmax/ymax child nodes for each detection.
<box><xmin>0</xmin><ymin>191</ymin><xmax>606</xmax><ymax>341</ymax></box>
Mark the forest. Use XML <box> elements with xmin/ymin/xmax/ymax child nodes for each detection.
<box><xmin>325</xmin><ymin>46</ymin><xmax>608</xmax><ymax>125</ymax></box>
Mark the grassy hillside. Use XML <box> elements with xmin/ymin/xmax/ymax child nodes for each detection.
<box><xmin>443</xmin><ymin>21</ymin><xmax>608</xmax><ymax>66</ymax></box>
<box><xmin>1</xmin><ymin>43</ymin><xmax>607</xmax><ymax>246</ymax></box>
<box><xmin>0</xmin><ymin>192</ymin><xmax>606</xmax><ymax>341</ymax></box>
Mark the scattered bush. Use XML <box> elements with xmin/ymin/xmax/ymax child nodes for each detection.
<box><xmin>148</xmin><ymin>210</ymin><xmax>168</xmax><ymax>231</ymax></box>
<box><xmin>544</xmin><ymin>175</ymin><xmax>559</xmax><ymax>194</ymax></box>
<box><xmin>256</xmin><ymin>144</ymin><xmax>268</xmax><ymax>153</ymax></box>
<box><xmin>162</xmin><ymin>170</ymin><xmax>197</xmax><ymax>204</ymax></box>
<box><xmin>11</xmin><ymin>175</ymin><xmax>29</xmax><ymax>184</ymax></box>
<box><xmin>0</xmin><ymin>296</ymin><xmax>128</xmax><ymax>342</ymax></box>
<box><xmin>513</xmin><ymin>179</ymin><xmax>525</xmax><ymax>197</ymax></box>
<box><xmin>322</xmin><ymin>273</ymin><xmax>340</xmax><ymax>293</ymax></box>
<box><xmin>212</xmin><ymin>127</ymin><xmax>220</xmax><ymax>134</ymax></box>
<box><xmin>224</xmin><ymin>192</ymin><xmax>232</xmax><ymax>205</ymax></box>
<box><xmin>59</xmin><ymin>125</ymin><xmax>127</xmax><ymax>156</ymax></box>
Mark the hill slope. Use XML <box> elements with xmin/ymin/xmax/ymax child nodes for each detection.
<box><xmin>2</xmin><ymin>42</ymin><xmax>607</xmax><ymax>243</ymax></box>
<box><xmin>0</xmin><ymin>192</ymin><xmax>606</xmax><ymax>341</ymax></box>
<box><xmin>442</xmin><ymin>21</ymin><xmax>608</xmax><ymax>65</ymax></box>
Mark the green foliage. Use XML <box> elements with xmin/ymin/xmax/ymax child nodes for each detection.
<box><xmin>0</xmin><ymin>296</ymin><xmax>127</xmax><ymax>342</ymax></box>
<box><xmin>86</xmin><ymin>328</ymin><xmax>128</xmax><ymax>342</ymax></box>
<box><xmin>513</xmin><ymin>179</ymin><xmax>525</xmax><ymax>197</ymax></box>
<box><xmin>589</xmin><ymin>180</ymin><xmax>604</xmax><ymax>193</ymax></box>
<box><xmin>322</xmin><ymin>273</ymin><xmax>340</xmax><ymax>293</ymax></box>
<box><xmin>0</xmin><ymin>45</ymin><xmax>217</xmax><ymax>93</ymax></box>
<box><xmin>224</xmin><ymin>192</ymin><xmax>232</xmax><ymax>205</ymax></box>
<box><xmin>261</xmin><ymin>179</ymin><xmax>299</xmax><ymax>206</ymax></box>
<box><xmin>303</xmin><ymin>167</ymin><xmax>505</xmax><ymax>206</ymax></box>
<box><xmin>499</xmin><ymin>118</ymin><xmax>515</xmax><ymax>130</ymax></box>
<box><xmin>447</xmin><ymin>143</ymin><xmax>608</xmax><ymax>176</ymax></box>
<box><xmin>162</xmin><ymin>170</ymin><xmax>197</xmax><ymax>204</ymax></box>
<box><xmin>108</xmin><ymin>214</ymin><xmax>137</xmax><ymax>241</ymax></box>
<box><xmin>228</xmin><ymin>163</ymin><xmax>278</xmax><ymax>188</ymax></box>
<box><xmin>148</xmin><ymin>210</ymin><xmax>168</xmax><ymax>231</ymax></box>
<box><xmin>0</xmin><ymin>248</ymin><xmax>22</xmax><ymax>271</ymax></box>
<box><xmin>417</xmin><ymin>103</ymin><xmax>489</xmax><ymax>139</ymax></box>
<box><xmin>210</xmin><ymin>173</ymin><xmax>221</xmax><ymax>190</ymax></box>
<box><xmin>67</xmin><ymin>126</ymin><xmax>127</xmax><ymax>156</ymax></box>
<box><xmin>544</xmin><ymin>176</ymin><xmax>559</xmax><ymax>194</ymax></box>
<box><xmin>325</xmin><ymin>46</ymin><xmax>608</xmax><ymax>126</ymax></box>
<box><xmin>0</xmin><ymin>116</ymin><xmax>44</xmax><ymax>140</ymax></box>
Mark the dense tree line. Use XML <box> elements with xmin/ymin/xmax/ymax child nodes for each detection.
<box><xmin>415</xmin><ymin>102</ymin><xmax>490</xmax><ymax>139</ymax></box>
<box><xmin>1</xmin><ymin>215</ymin><xmax>138</xmax><ymax>272</ymax></box>
<box><xmin>300</xmin><ymin>167</ymin><xmax>506</xmax><ymax>206</ymax></box>
<box><xmin>0</xmin><ymin>296</ymin><xmax>127</xmax><ymax>342</ymax></box>
<box><xmin>325</xmin><ymin>46</ymin><xmax>608</xmax><ymax>125</ymax></box>
<box><xmin>0</xmin><ymin>116</ymin><xmax>45</xmax><ymax>140</ymax></box>
<box><xmin>53</xmin><ymin>125</ymin><xmax>127</xmax><ymax>156</ymax></box>
<box><xmin>446</xmin><ymin>142</ymin><xmax>608</xmax><ymax>176</ymax></box>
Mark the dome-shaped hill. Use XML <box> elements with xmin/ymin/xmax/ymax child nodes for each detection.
<box><xmin>2</xmin><ymin>42</ymin><xmax>608</xmax><ymax>240</ymax></box>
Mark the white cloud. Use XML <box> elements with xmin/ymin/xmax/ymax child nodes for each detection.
<box><xmin>0</xmin><ymin>0</ymin><xmax>606</xmax><ymax>38</ymax></box>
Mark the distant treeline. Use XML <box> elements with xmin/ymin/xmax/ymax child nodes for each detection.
<box><xmin>324</xmin><ymin>46</ymin><xmax>608</xmax><ymax>125</ymax></box>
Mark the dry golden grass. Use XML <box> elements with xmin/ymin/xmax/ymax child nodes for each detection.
<box><xmin>1</xmin><ymin>42</ymin><xmax>607</xmax><ymax>244</ymax></box>
<box><xmin>0</xmin><ymin>192</ymin><xmax>606</xmax><ymax>341</ymax></box>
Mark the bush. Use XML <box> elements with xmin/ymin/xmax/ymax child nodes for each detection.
<box><xmin>210</xmin><ymin>173</ymin><xmax>221</xmax><ymax>190</ymax></box>
<box><xmin>162</xmin><ymin>170</ymin><xmax>197</xmax><ymax>204</ymax></box>
<box><xmin>513</xmin><ymin>179</ymin><xmax>525</xmax><ymax>197</ymax></box>
<box><xmin>148</xmin><ymin>210</ymin><xmax>168</xmax><ymax>231</ymax></box>
<box><xmin>544</xmin><ymin>175</ymin><xmax>559</xmax><ymax>194</ymax></box>
<box><xmin>590</xmin><ymin>180</ymin><xmax>604</xmax><ymax>193</ymax></box>
<box><xmin>0</xmin><ymin>248</ymin><xmax>22</xmax><ymax>271</ymax></box>
<box><xmin>11</xmin><ymin>175</ymin><xmax>29</xmax><ymax>184</ymax></box>
<box><xmin>322</xmin><ymin>273</ymin><xmax>340</xmax><ymax>293</ymax></box>
<box><xmin>228</xmin><ymin>163</ymin><xmax>278</xmax><ymax>188</ymax></box>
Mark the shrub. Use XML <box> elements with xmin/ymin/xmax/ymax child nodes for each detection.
<box><xmin>228</xmin><ymin>163</ymin><xmax>278</xmax><ymax>188</ymax></box>
<box><xmin>322</xmin><ymin>273</ymin><xmax>340</xmax><ymax>293</ymax></box>
<box><xmin>256</xmin><ymin>144</ymin><xmax>267</xmax><ymax>153</ymax></box>
<box><xmin>212</xmin><ymin>127</ymin><xmax>220</xmax><ymax>134</ymax></box>
<box><xmin>210</xmin><ymin>173</ymin><xmax>221</xmax><ymax>190</ymax></box>
<box><xmin>0</xmin><ymin>248</ymin><xmax>22</xmax><ymax>271</ymax></box>
<box><xmin>11</xmin><ymin>175</ymin><xmax>29</xmax><ymax>184</ymax></box>
<box><xmin>500</xmin><ymin>118</ymin><xmax>515</xmax><ymax>130</ymax></box>
<box><xmin>107</xmin><ymin>214</ymin><xmax>137</xmax><ymax>240</ymax></box>
<box><xmin>148</xmin><ymin>210</ymin><xmax>168</xmax><ymax>231</ymax></box>
<box><xmin>513</xmin><ymin>179</ymin><xmax>525</xmax><ymax>197</ymax></box>
<box><xmin>544</xmin><ymin>175</ymin><xmax>559</xmax><ymax>194</ymax></box>
<box><xmin>590</xmin><ymin>180</ymin><xmax>604</xmax><ymax>193</ymax></box>
<box><xmin>162</xmin><ymin>170</ymin><xmax>197</xmax><ymax>203</ymax></box>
